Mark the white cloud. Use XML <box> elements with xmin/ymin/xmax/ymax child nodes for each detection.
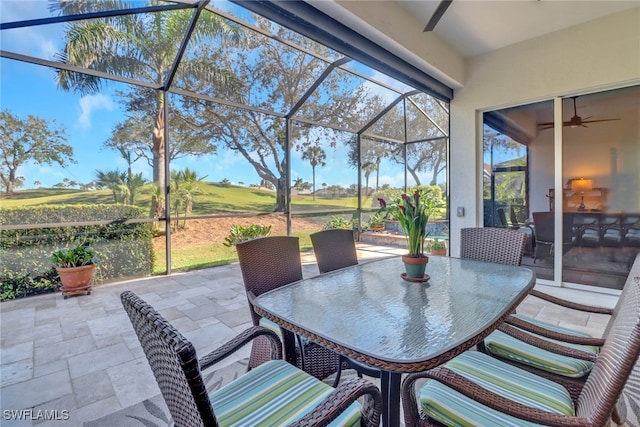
<box><xmin>1</xmin><ymin>1</ymin><xmax>67</xmax><ymax>60</ymax></box>
<box><xmin>77</xmin><ymin>94</ymin><xmax>114</xmax><ymax>129</ymax></box>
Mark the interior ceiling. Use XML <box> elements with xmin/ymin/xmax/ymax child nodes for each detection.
<box><xmin>395</xmin><ymin>0</ymin><xmax>640</xmax><ymax>58</ymax></box>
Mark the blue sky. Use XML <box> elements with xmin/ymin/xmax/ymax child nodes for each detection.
<box><xmin>0</xmin><ymin>1</ymin><xmax>422</xmax><ymax>191</ymax></box>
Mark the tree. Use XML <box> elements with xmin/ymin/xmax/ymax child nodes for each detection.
<box><xmin>117</xmin><ymin>148</ymin><xmax>147</xmax><ymax>205</ymax></box>
<box><xmin>189</xmin><ymin>18</ymin><xmax>378</xmax><ymax>211</ymax></box>
<box><xmin>350</xmin><ymin>95</ymin><xmax>450</xmax><ymax>187</ymax></box>
<box><xmin>301</xmin><ymin>145</ymin><xmax>326</xmax><ymax>201</ymax></box>
<box><xmin>403</xmin><ymin>96</ymin><xmax>449</xmax><ymax>185</ymax></box>
<box><xmin>170</xmin><ymin>168</ymin><xmax>206</xmax><ymax>230</ymax></box>
<box><xmin>52</xmin><ymin>3</ymin><xmax>242</xmax><ymax>214</ymax></box>
<box><xmin>0</xmin><ymin>110</ymin><xmax>73</xmax><ymax>194</ymax></box>
<box><xmin>94</xmin><ymin>170</ymin><xmax>127</xmax><ymax>203</ymax></box>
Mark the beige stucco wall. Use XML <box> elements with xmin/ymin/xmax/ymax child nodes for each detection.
<box><xmin>447</xmin><ymin>8</ymin><xmax>640</xmax><ymax>255</ymax></box>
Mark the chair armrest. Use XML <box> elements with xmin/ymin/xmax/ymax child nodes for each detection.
<box><xmin>402</xmin><ymin>367</ymin><xmax>588</xmax><ymax>426</ymax></box>
<box><xmin>290</xmin><ymin>378</ymin><xmax>383</xmax><ymax>427</ymax></box>
<box><xmin>499</xmin><ymin>323</ymin><xmax>600</xmax><ymax>361</ymax></box>
<box><xmin>199</xmin><ymin>326</ymin><xmax>282</xmax><ymax>371</ymax></box>
<box><xmin>505</xmin><ymin>315</ymin><xmax>605</xmax><ymax>347</ymax></box>
<box><xmin>528</xmin><ymin>289</ymin><xmax>613</xmax><ymax>314</ymax></box>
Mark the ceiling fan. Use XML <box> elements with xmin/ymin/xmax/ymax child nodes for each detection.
<box><xmin>423</xmin><ymin>0</ymin><xmax>453</xmax><ymax>32</ymax></box>
<box><xmin>537</xmin><ymin>96</ymin><xmax>620</xmax><ymax>130</ymax></box>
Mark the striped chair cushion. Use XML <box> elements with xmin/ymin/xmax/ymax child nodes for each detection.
<box><xmin>484</xmin><ymin>314</ymin><xmax>598</xmax><ymax>378</ymax></box>
<box><xmin>210</xmin><ymin>359</ymin><xmax>360</xmax><ymax>426</ymax></box>
<box><xmin>420</xmin><ymin>351</ymin><xmax>574</xmax><ymax>427</ymax></box>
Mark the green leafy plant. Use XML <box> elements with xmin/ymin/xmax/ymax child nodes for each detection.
<box><xmin>322</xmin><ymin>216</ymin><xmax>353</xmax><ymax>230</ymax></box>
<box><xmin>223</xmin><ymin>224</ymin><xmax>272</xmax><ymax>247</ymax></box>
<box><xmin>378</xmin><ymin>189</ymin><xmax>436</xmax><ymax>257</ymax></box>
<box><xmin>50</xmin><ymin>244</ymin><xmax>96</xmax><ymax>268</ymax></box>
<box><xmin>368</xmin><ymin>211</ymin><xmax>387</xmax><ymax>227</ymax></box>
<box><xmin>428</xmin><ymin>238</ymin><xmax>446</xmax><ymax>251</ymax></box>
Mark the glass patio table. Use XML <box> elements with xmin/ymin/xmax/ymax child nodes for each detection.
<box><xmin>253</xmin><ymin>255</ymin><xmax>535</xmax><ymax>427</ymax></box>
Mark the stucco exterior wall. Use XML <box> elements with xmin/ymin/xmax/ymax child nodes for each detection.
<box><xmin>448</xmin><ymin>8</ymin><xmax>640</xmax><ymax>255</ymax></box>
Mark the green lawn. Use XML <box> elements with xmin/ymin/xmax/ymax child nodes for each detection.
<box><xmin>1</xmin><ymin>184</ymin><xmax>362</xmax><ymax>275</ymax></box>
<box><xmin>1</xmin><ymin>183</ymin><xmax>372</xmax><ymax>213</ymax></box>
<box><xmin>153</xmin><ymin>232</ymin><xmax>315</xmax><ymax>274</ymax></box>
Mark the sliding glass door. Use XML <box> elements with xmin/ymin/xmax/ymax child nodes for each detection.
<box><xmin>560</xmin><ymin>87</ymin><xmax>640</xmax><ymax>290</ymax></box>
<box><xmin>483</xmin><ymin>85</ymin><xmax>639</xmax><ymax>291</ymax></box>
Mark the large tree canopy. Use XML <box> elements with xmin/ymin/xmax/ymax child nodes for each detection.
<box><xmin>186</xmin><ymin>18</ymin><xmax>383</xmax><ymax>211</ymax></box>
<box><xmin>52</xmin><ymin>3</ymin><xmax>242</xmax><ymax>214</ymax></box>
<box><xmin>0</xmin><ymin>110</ymin><xmax>72</xmax><ymax>194</ymax></box>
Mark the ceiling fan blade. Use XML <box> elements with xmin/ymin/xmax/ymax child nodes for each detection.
<box><xmin>581</xmin><ymin>118</ymin><xmax>621</xmax><ymax>124</ymax></box>
<box><xmin>537</xmin><ymin>121</ymin><xmax>554</xmax><ymax>127</ymax></box>
<box><xmin>423</xmin><ymin>0</ymin><xmax>453</xmax><ymax>32</ymax></box>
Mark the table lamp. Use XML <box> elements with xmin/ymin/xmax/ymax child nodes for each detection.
<box><xmin>571</xmin><ymin>178</ymin><xmax>593</xmax><ymax>211</ymax></box>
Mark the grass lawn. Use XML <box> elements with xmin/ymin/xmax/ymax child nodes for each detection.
<box><xmin>3</xmin><ymin>184</ymin><xmax>382</xmax><ymax>276</ymax></box>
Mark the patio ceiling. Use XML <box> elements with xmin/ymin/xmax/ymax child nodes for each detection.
<box><xmin>312</xmin><ymin>0</ymin><xmax>640</xmax><ymax>59</ymax></box>
<box><xmin>395</xmin><ymin>0</ymin><xmax>640</xmax><ymax>58</ymax></box>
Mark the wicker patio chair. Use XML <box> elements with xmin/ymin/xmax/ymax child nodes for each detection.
<box><xmin>532</xmin><ymin>211</ymin><xmax>574</xmax><ymax>263</ymax></box>
<box><xmin>479</xmin><ymin>253</ymin><xmax>640</xmax><ymax>406</ymax></box>
<box><xmin>121</xmin><ymin>291</ymin><xmax>383</xmax><ymax>427</ymax></box>
<box><xmin>496</xmin><ymin>208</ymin><xmax>510</xmax><ymax>228</ymax></box>
<box><xmin>401</xmin><ymin>275</ymin><xmax>640</xmax><ymax>427</ymax></box>
<box><xmin>236</xmin><ymin>236</ymin><xmax>342</xmax><ymax>380</ymax></box>
<box><xmin>310</xmin><ymin>229</ymin><xmax>359</xmax><ymax>274</ymax></box>
<box><xmin>310</xmin><ymin>229</ymin><xmax>379</xmax><ymax>386</ymax></box>
<box><xmin>460</xmin><ymin>227</ymin><xmax>527</xmax><ymax>266</ymax></box>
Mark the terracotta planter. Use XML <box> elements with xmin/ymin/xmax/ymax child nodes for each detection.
<box><xmin>56</xmin><ymin>264</ymin><xmax>96</xmax><ymax>290</ymax></box>
<box><xmin>370</xmin><ymin>224</ymin><xmax>385</xmax><ymax>232</ymax></box>
<box><xmin>402</xmin><ymin>255</ymin><xmax>429</xmax><ymax>278</ymax></box>
<box><xmin>430</xmin><ymin>248</ymin><xmax>447</xmax><ymax>256</ymax></box>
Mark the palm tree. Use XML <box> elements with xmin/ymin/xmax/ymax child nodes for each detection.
<box><xmin>94</xmin><ymin>170</ymin><xmax>126</xmax><ymax>203</ymax></box>
<box><xmin>170</xmin><ymin>168</ymin><xmax>206</xmax><ymax>230</ymax></box>
<box><xmin>302</xmin><ymin>146</ymin><xmax>326</xmax><ymax>201</ymax></box>
<box><xmin>52</xmin><ymin>2</ymin><xmax>242</xmax><ymax>215</ymax></box>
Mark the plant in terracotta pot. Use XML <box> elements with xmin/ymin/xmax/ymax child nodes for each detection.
<box><xmin>378</xmin><ymin>189</ymin><xmax>436</xmax><ymax>279</ymax></box>
<box><xmin>51</xmin><ymin>244</ymin><xmax>97</xmax><ymax>294</ymax></box>
<box><xmin>368</xmin><ymin>211</ymin><xmax>387</xmax><ymax>232</ymax></box>
<box><xmin>428</xmin><ymin>238</ymin><xmax>447</xmax><ymax>256</ymax></box>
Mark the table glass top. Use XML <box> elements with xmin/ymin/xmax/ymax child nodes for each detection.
<box><xmin>254</xmin><ymin>256</ymin><xmax>534</xmax><ymax>365</ymax></box>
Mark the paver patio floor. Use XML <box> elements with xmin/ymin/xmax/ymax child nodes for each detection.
<box><xmin>0</xmin><ymin>243</ymin><xmax>618</xmax><ymax>426</ymax></box>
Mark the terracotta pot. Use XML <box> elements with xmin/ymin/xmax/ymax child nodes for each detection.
<box><xmin>402</xmin><ymin>255</ymin><xmax>429</xmax><ymax>278</ymax></box>
<box><xmin>56</xmin><ymin>264</ymin><xmax>96</xmax><ymax>290</ymax></box>
<box><xmin>430</xmin><ymin>248</ymin><xmax>447</xmax><ymax>256</ymax></box>
<box><xmin>370</xmin><ymin>224</ymin><xmax>385</xmax><ymax>232</ymax></box>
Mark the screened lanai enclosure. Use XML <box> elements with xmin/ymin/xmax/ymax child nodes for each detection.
<box><xmin>0</xmin><ymin>0</ymin><xmax>450</xmax><ymax>298</ymax></box>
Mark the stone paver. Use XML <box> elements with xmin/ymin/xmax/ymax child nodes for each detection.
<box><xmin>0</xmin><ymin>244</ymin><xmax>620</xmax><ymax>426</ymax></box>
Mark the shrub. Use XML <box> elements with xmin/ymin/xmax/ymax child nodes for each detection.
<box><xmin>0</xmin><ymin>204</ymin><xmax>154</xmax><ymax>300</ymax></box>
<box><xmin>322</xmin><ymin>216</ymin><xmax>353</xmax><ymax>230</ymax></box>
<box><xmin>0</xmin><ymin>268</ymin><xmax>58</xmax><ymax>301</ymax></box>
<box><xmin>223</xmin><ymin>224</ymin><xmax>272</xmax><ymax>247</ymax></box>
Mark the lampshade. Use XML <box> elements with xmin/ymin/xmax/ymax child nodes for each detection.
<box><xmin>571</xmin><ymin>178</ymin><xmax>593</xmax><ymax>192</ymax></box>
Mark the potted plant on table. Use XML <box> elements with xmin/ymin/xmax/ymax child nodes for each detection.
<box><xmin>51</xmin><ymin>244</ymin><xmax>97</xmax><ymax>295</ymax></box>
<box><xmin>378</xmin><ymin>189</ymin><xmax>436</xmax><ymax>279</ymax></box>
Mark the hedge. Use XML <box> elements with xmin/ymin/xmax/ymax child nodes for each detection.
<box><xmin>0</xmin><ymin>205</ymin><xmax>154</xmax><ymax>301</ymax></box>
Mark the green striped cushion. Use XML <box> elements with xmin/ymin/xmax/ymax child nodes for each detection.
<box><xmin>510</xmin><ymin>313</ymin><xmax>596</xmax><ymax>340</ymax></box>
<box><xmin>210</xmin><ymin>359</ymin><xmax>360</xmax><ymax>426</ymax></box>
<box><xmin>484</xmin><ymin>314</ymin><xmax>598</xmax><ymax>378</ymax></box>
<box><xmin>259</xmin><ymin>317</ymin><xmax>282</xmax><ymax>335</ymax></box>
<box><xmin>419</xmin><ymin>351</ymin><xmax>574</xmax><ymax>426</ymax></box>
